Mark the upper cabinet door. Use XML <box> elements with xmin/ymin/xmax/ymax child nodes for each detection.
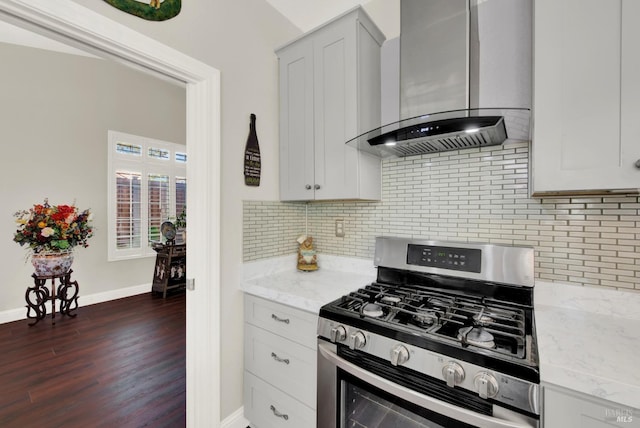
<box><xmin>621</xmin><ymin>1</ymin><xmax>640</xmax><ymax>184</ymax></box>
<box><xmin>312</xmin><ymin>16</ymin><xmax>359</xmax><ymax>200</ymax></box>
<box><xmin>278</xmin><ymin>39</ymin><xmax>315</xmax><ymax>201</ymax></box>
<box><xmin>532</xmin><ymin>0</ymin><xmax>640</xmax><ymax>194</ymax></box>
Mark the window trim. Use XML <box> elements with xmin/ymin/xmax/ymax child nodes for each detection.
<box><xmin>107</xmin><ymin>130</ymin><xmax>186</xmax><ymax>261</ymax></box>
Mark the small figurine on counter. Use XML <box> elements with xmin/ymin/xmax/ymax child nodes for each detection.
<box><xmin>297</xmin><ymin>235</ymin><xmax>318</xmax><ymax>271</ymax></box>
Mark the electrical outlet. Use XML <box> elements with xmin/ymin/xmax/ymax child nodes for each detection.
<box><xmin>335</xmin><ymin>219</ymin><xmax>345</xmax><ymax>237</ymax></box>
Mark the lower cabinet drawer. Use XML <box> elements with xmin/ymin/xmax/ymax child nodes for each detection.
<box><xmin>244</xmin><ymin>295</ymin><xmax>318</xmax><ymax>349</ymax></box>
<box><xmin>244</xmin><ymin>371</ymin><xmax>316</xmax><ymax>428</ymax></box>
<box><xmin>244</xmin><ymin>324</ymin><xmax>316</xmax><ymax>409</ymax></box>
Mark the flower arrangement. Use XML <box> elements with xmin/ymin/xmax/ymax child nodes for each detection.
<box><xmin>13</xmin><ymin>199</ymin><xmax>94</xmax><ymax>254</ymax></box>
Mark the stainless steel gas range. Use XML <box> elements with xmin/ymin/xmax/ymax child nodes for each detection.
<box><xmin>317</xmin><ymin>237</ymin><xmax>540</xmax><ymax>428</ymax></box>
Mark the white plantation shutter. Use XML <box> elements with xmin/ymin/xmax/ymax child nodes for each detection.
<box><xmin>115</xmin><ymin>171</ymin><xmax>142</xmax><ymax>250</ymax></box>
<box><xmin>108</xmin><ymin>131</ymin><xmax>186</xmax><ymax>261</ymax></box>
<box><xmin>148</xmin><ymin>173</ymin><xmax>170</xmax><ymax>243</ymax></box>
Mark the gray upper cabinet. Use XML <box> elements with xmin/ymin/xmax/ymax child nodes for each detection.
<box><xmin>532</xmin><ymin>0</ymin><xmax>640</xmax><ymax>195</ymax></box>
<box><xmin>277</xmin><ymin>7</ymin><xmax>385</xmax><ymax>201</ymax></box>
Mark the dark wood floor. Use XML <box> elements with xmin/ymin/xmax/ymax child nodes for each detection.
<box><xmin>0</xmin><ymin>292</ymin><xmax>185</xmax><ymax>428</ymax></box>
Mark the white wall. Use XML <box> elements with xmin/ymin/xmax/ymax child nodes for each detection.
<box><xmin>0</xmin><ymin>42</ymin><xmax>185</xmax><ymax>311</ymax></box>
<box><xmin>66</xmin><ymin>0</ymin><xmax>301</xmax><ymax>419</ymax></box>
<box><xmin>363</xmin><ymin>0</ymin><xmax>400</xmax><ymax>40</ymax></box>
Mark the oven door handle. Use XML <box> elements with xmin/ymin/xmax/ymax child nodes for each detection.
<box><xmin>318</xmin><ymin>342</ymin><xmax>535</xmax><ymax>428</ymax></box>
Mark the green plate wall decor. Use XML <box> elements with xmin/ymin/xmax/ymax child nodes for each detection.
<box><xmin>103</xmin><ymin>0</ymin><xmax>181</xmax><ymax>21</ymax></box>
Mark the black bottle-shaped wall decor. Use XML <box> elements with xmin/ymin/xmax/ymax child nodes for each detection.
<box><xmin>244</xmin><ymin>113</ymin><xmax>261</xmax><ymax>186</ymax></box>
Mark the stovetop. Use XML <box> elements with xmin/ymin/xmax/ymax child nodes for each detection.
<box><xmin>335</xmin><ymin>282</ymin><xmax>529</xmax><ymax>360</ymax></box>
<box><xmin>320</xmin><ymin>280</ymin><xmax>538</xmax><ymax>380</ymax></box>
<box><xmin>318</xmin><ymin>237</ymin><xmax>539</xmax><ymax>383</ymax></box>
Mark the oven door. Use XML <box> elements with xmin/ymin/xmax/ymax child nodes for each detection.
<box><xmin>318</xmin><ymin>340</ymin><xmax>538</xmax><ymax>428</ymax></box>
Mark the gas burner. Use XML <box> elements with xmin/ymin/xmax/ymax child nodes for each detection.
<box><xmin>458</xmin><ymin>326</ymin><xmax>495</xmax><ymax>349</ymax></box>
<box><xmin>412</xmin><ymin>310</ymin><xmax>437</xmax><ymax>327</ymax></box>
<box><xmin>473</xmin><ymin>313</ymin><xmax>495</xmax><ymax>325</ymax></box>
<box><xmin>381</xmin><ymin>295</ymin><xmax>402</xmax><ymax>305</ymax></box>
<box><xmin>362</xmin><ymin>303</ymin><xmax>384</xmax><ymax>318</ymax></box>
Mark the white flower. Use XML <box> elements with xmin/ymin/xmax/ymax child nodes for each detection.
<box><xmin>41</xmin><ymin>227</ymin><xmax>56</xmax><ymax>237</ymax></box>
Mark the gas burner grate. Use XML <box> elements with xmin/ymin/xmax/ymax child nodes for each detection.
<box><xmin>335</xmin><ymin>282</ymin><xmax>529</xmax><ymax>359</ymax></box>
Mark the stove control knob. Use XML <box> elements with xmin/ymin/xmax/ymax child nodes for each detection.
<box><xmin>390</xmin><ymin>345</ymin><xmax>410</xmax><ymax>366</ymax></box>
<box><xmin>442</xmin><ymin>362</ymin><xmax>465</xmax><ymax>388</ymax></box>
<box><xmin>330</xmin><ymin>325</ymin><xmax>347</xmax><ymax>343</ymax></box>
<box><xmin>474</xmin><ymin>372</ymin><xmax>499</xmax><ymax>399</ymax></box>
<box><xmin>349</xmin><ymin>331</ymin><xmax>366</xmax><ymax>350</ymax></box>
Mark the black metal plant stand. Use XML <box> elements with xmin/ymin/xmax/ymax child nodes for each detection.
<box><xmin>25</xmin><ymin>269</ymin><xmax>79</xmax><ymax>326</ymax></box>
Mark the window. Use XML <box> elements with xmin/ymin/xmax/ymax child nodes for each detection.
<box><xmin>108</xmin><ymin>131</ymin><xmax>186</xmax><ymax>260</ymax></box>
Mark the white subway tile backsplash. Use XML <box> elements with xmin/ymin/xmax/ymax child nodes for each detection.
<box><xmin>243</xmin><ymin>142</ymin><xmax>640</xmax><ymax>292</ymax></box>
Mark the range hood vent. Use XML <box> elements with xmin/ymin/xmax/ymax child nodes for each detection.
<box><xmin>349</xmin><ymin>0</ymin><xmax>532</xmax><ymax>158</ymax></box>
<box><xmin>347</xmin><ymin>107</ymin><xmax>530</xmax><ymax>158</ymax></box>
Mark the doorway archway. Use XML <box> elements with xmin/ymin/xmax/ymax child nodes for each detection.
<box><xmin>0</xmin><ymin>1</ymin><xmax>221</xmax><ymax>426</ymax></box>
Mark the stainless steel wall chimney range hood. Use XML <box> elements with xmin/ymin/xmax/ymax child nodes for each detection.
<box><xmin>347</xmin><ymin>0</ymin><xmax>532</xmax><ymax>158</ymax></box>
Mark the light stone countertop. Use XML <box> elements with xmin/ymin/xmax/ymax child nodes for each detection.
<box><xmin>535</xmin><ymin>281</ymin><xmax>640</xmax><ymax>409</ymax></box>
<box><xmin>240</xmin><ymin>256</ymin><xmax>640</xmax><ymax>409</ymax></box>
<box><xmin>240</xmin><ymin>254</ymin><xmax>376</xmax><ymax>313</ymax></box>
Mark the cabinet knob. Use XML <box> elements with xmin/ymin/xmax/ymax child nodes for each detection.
<box><xmin>305</xmin><ymin>184</ymin><xmax>312</xmax><ymax>190</ymax></box>
<box><xmin>314</xmin><ymin>184</ymin><xmax>321</xmax><ymax>190</ymax></box>
<box><xmin>635</xmin><ymin>159</ymin><xmax>640</xmax><ymax>169</ymax></box>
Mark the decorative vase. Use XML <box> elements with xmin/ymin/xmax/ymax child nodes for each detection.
<box><xmin>31</xmin><ymin>250</ymin><xmax>74</xmax><ymax>276</ymax></box>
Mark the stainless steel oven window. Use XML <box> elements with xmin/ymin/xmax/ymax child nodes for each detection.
<box><xmin>318</xmin><ymin>340</ymin><xmax>539</xmax><ymax>428</ymax></box>
<box><xmin>340</xmin><ymin>373</ymin><xmax>460</xmax><ymax>428</ymax></box>
<box><xmin>324</xmin><ymin>341</ymin><xmax>479</xmax><ymax>427</ymax></box>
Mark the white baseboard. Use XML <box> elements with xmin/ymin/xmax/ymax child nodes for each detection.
<box><xmin>78</xmin><ymin>283</ymin><xmax>150</xmax><ymax>306</ymax></box>
<box><xmin>0</xmin><ymin>307</ymin><xmax>26</xmax><ymax>325</ymax></box>
<box><xmin>221</xmin><ymin>406</ymin><xmax>250</xmax><ymax>428</ymax></box>
<box><xmin>0</xmin><ymin>283</ymin><xmax>151</xmax><ymax>325</ymax></box>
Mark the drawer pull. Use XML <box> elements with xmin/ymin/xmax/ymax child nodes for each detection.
<box><xmin>271</xmin><ymin>352</ymin><xmax>290</xmax><ymax>365</ymax></box>
<box><xmin>271</xmin><ymin>314</ymin><xmax>290</xmax><ymax>324</ymax></box>
<box><xmin>270</xmin><ymin>404</ymin><xmax>289</xmax><ymax>420</ymax></box>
